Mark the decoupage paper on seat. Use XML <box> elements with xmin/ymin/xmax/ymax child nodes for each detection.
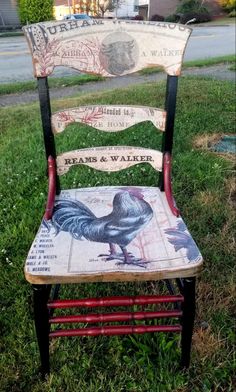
<box><xmin>25</xmin><ymin>187</ymin><xmax>202</xmax><ymax>278</ymax></box>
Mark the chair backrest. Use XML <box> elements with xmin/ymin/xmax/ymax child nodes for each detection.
<box><xmin>23</xmin><ymin>20</ymin><xmax>191</xmax><ymax>193</ymax></box>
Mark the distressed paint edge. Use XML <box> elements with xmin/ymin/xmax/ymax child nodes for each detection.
<box><xmin>24</xmin><ymin>261</ymin><xmax>203</xmax><ymax>284</ymax></box>
<box><xmin>163</xmin><ymin>152</ymin><xmax>180</xmax><ymax>216</ymax></box>
<box><xmin>44</xmin><ymin>156</ymin><xmax>56</xmax><ymax>220</ymax></box>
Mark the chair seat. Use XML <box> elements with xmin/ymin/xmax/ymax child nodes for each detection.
<box><xmin>25</xmin><ymin>186</ymin><xmax>203</xmax><ymax>284</ymax></box>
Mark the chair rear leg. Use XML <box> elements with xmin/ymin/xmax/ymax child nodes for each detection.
<box><xmin>33</xmin><ymin>284</ymin><xmax>51</xmax><ymax>378</ymax></box>
<box><xmin>180</xmin><ymin>277</ymin><xmax>196</xmax><ymax>369</ymax></box>
<box><xmin>165</xmin><ymin>279</ymin><xmax>182</xmax><ymax>310</ymax></box>
<box><xmin>49</xmin><ymin>284</ymin><xmax>60</xmax><ymax>318</ymax></box>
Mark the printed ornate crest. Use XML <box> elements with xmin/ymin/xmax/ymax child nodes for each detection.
<box><xmin>23</xmin><ymin>20</ymin><xmax>192</xmax><ymax>77</ymax></box>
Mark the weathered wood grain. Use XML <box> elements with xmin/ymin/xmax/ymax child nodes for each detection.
<box><xmin>25</xmin><ymin>265</ymin><xmax>203</xmax><ymax>284</ymax></box>
<box><xmin>23</xmin><ymin>20</ymin><xmax>192</xmax><ymax>77</ymax></box>
<box><xmin>56</xmin><ymin>146</ymin><xmax>163</xmax><ymax>175</ymax></box>
<box><xmin>51</xmin><ymin>105</ymin><xmax>166</xmax><ymax>133</ymax></box>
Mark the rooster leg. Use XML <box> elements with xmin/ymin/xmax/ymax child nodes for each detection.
<box><xmin>98</xmin><ymin>243</ymin><xmax>116</xmax><ymax>257</ymax></box>
<box><xmin>98</xmin><ymin>242</ymin><xmax>134</xmax><ymax>261</ymax></box>
<box><xmin>117</xmin><ymin>246</ymin><xmax>148</xmax><ymax>269</ymax></box>
<box><xmin>109</xmin><ymin>243</ymin><xmax>116</xmax><ymax>255</ymax></box>
<box><xmin>98</xmin><ymin>243</ymin><xmax>129</xmax><ymax>261</ymax></box>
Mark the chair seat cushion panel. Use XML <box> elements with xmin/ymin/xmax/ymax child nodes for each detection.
<box><xmin>51</xmin><ymin>105</ymin><xmax>166</xmax><ymax>133</ymax></box>
<box><xmin>25</xmin><ymin>186</ymin><xmax>203</xmax><ymax>284</ymax></box>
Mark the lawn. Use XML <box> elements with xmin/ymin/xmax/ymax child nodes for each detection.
<box><xmin>139</xmin><ymin>55</ymin><xmax>235</xmax><ymax>75</ymax></box>
<box><xmin>0</xmin><ymin>55</ymin><xmax>235</xmax><ymax>96</ymax></box>
<box><xmin>0</xmin><ymin>76</ymin><xmax>235</xmax><ymax>392</ymax></box>
<box><xmin>0</xmin><ymin>73</ymin><xmax>104</xmax><ymax>96</ymax></box>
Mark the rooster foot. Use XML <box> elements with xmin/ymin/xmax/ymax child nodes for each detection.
<box><xmin>98</xmin><ymin>252</ymin><xmax>133</xmax><ymax>261</ymax></box>
<box><xmin>116</xmin><ymin>258</ymin><xmax>148</xmax><ymax>269</ymax></box>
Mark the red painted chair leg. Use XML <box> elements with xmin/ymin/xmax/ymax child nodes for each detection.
<box><xmin>33</xmin><ymin>284</ymin><xmax>51</xmax><ymax>378</ymax></box>
<box><xmin>180</xmin><ymin>277</ymin><xmax>196</xmax><ymax>368</ymax></box>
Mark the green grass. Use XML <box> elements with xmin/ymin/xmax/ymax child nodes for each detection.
<box><xmin>139</xmin><ymin>55</ymin><xmax>235</xmax><ymax>75</ymax></box>
<box><xmin>183</xmin><ymin>55</ymin><xmax>235</xmax><ymax>68</ymax></box>
<box><xmin>228</xmin><ymin>63</ymin><xmax>236</xmax><ymax>71</ymax></box>
<box><xmin>138</xmin><ymin>66</ymin><xmax>163</xmax><ymax>75</ymax></box>
<box><xmin>0</xmin><ymin>31</ymin><xmax>23</xmax><ymax>38</ymax></box>
<box><xmin>0</xmin><ymin>74</ymin><xmax>104</xmax><ymax>95</ymax></box>
<box><xmin>0</xmin><ymin>77</ymin><xmax>235</xmax><ymax>392</ymax></box>
<box><xmin>1</xmin><ymin>55</ymin><xmax>235</xmax><ymax>95</ymax></box>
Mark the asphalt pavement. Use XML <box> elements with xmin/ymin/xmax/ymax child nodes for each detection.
<box><xmin>186</xmin><ymin>25</ymin><xmax>235</xmax><ymax>61</ymax></box>
<box><xmin>0</xmin><ymin>24</ymin><xmax>235</xmax><ymax>83</ymax></box>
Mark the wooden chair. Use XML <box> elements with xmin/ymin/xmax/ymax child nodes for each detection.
<box><xmin>23</xmin><ymin>19</ymin><xmax>203</xmax><ymax>377</ymax></box>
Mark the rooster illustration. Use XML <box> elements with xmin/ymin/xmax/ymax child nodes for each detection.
<box><xmin>45</xmin><ymin>188</ymin><xmax>153</xmax><ymax>267</ymax></box>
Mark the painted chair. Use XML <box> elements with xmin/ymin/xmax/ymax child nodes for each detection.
<box><xmin>23</xmin><ymin>19</ymin><xmax>203</xmax><ymax>377</ymax></box>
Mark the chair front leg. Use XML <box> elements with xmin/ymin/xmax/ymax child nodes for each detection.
<box><xmin>33</xmin><ymin>284</ymin><xmax>51</xmax><ymax>377</ymax></box>
<box><xmin>180</xmin><ymin>277</ymin><xmax>196</xmax><ymax>369</ymax></box>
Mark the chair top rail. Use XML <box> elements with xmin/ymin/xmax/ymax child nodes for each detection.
<box><xmin>51</xmin><ymin>105</ymin><xmax>166</xmax><ymax>134</ymax></box>
<box><xmin>57</xmin><ymin>146</ymin><xmax>163</xmax><ymax>175</ymax></box>
<box><xmin>23</xmin><ymin>20</ymin><xmax>192</xmax><ymax>78</ymax></box>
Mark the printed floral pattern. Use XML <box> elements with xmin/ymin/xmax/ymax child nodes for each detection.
<box><xmin>34</xmin><ymin>39</ymin><xmax>61</xmax><ymax>77</ymax></box>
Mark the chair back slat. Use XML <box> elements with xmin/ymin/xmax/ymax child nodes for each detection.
<box><xmin>57</xmin><ymin>146</ymin><xmax>163</xmax><ymax>175</ymax></box>
<box><xmin>23</xmin><ymin>20</ymin><xmax>191</xmax><ymax>78</ymax></box>
<box><xmin>51</xmin><ymin>105</ymin><xmax>166</xmax><ymax>134</ymax></box>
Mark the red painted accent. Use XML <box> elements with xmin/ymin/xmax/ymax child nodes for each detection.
<box><xmin>44</xmin><ymin>156</ymin><xmax>56</xmax><ymax>220</ymax></box>
<box><xmin>163</xmin><ymin>152</ymin><xmax>180</xmax><ymax>217</ymax></box>
<box><xmin>47</xmin><ymin>295</ymin><xmax>184</xmax><ymax>309</ymax></box>
<box><xmin>49</xmin><ymin>324</ymin><xmax>182</xmax><ymax>338</ymax></box>
<box><xmin>49</xmin><ymin>310</ymin><xmax>182</xmax><ymax>324</ymax></box>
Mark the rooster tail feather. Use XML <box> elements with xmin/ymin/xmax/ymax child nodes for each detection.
<box><xmin>51</xmin><ymin>199</ymin><xmax>95</xmax><ymax>239</ymax></box>
<box><xmin>42</xmin><ymin>218</ymin><xmax>60</xmax><ymax>236</ymax></box>
<box><xmin>42</xmin><ymin>218</ymin><xmax>50</xmax><ymax>231</ymax></box>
